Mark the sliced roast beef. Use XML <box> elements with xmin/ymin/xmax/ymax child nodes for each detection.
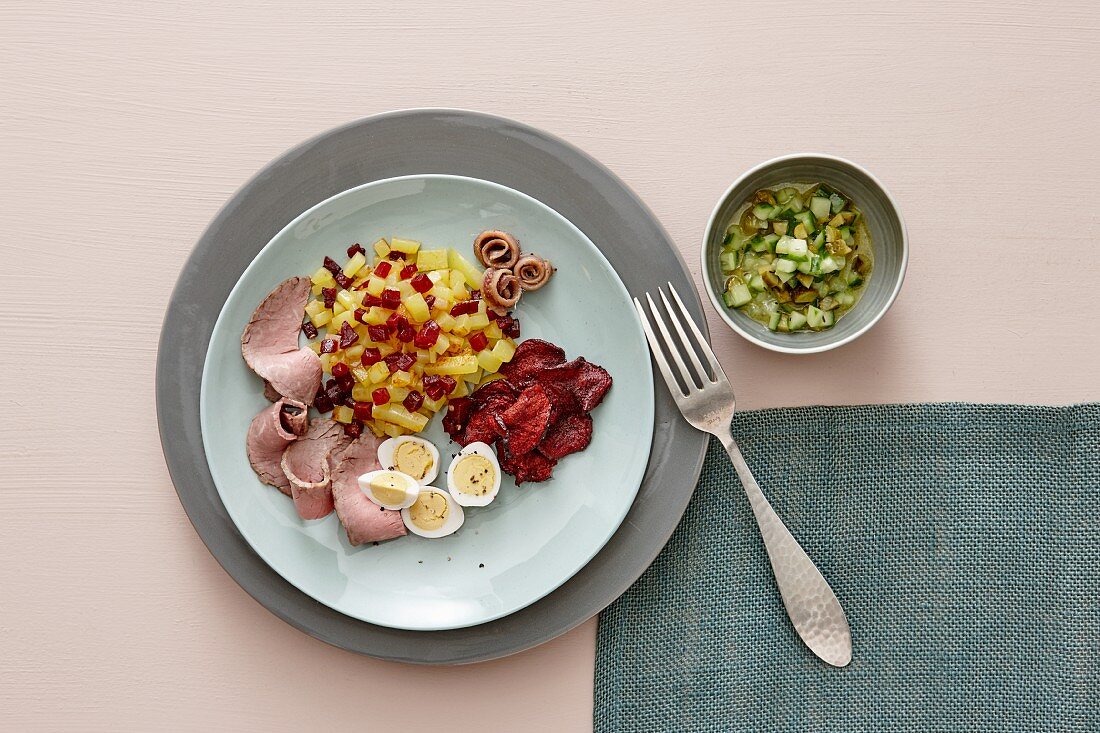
<box><xmin>280</xmin><ymin>418</ymin><xmax>345</xmax><ymax>520</ymax></box>
<box><xmin>245</xmin><ymin>398</ymin><xmax>308</xmax><ymax>495</ymax></box>
<box><xmin>242</xmin><ymin>276</ymin><xmax>323</xmax><ymax>405</ymax></box>
<box><xmin>263</xmin><ymin>381</ymin><xmax>282</xmax><ymax>403</ymax></box>
<box><xmin>331</xmin><ymin>435</ymin><xmax>406</xmax><ymax>546</ymax></box>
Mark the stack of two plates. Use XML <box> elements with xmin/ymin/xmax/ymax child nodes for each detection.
<box><xmin>157</xmin><ymin>110</ymin><xmax>707</xmax><ymax>663</ymax></box>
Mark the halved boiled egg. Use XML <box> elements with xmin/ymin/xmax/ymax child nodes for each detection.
<box><xmin>446</xmin><ymin>441</ymin><xmax>502</xmax><ymax>507</ymax></box>
<box><xmin>376</xmin><ymin>436</ymin><xmax>440</xmax><ymax>485</ymax></box>
<box><xmin>357</xmin><ymin>469</ymin><xmax>420</xmax><ymax>510</ymax></box>
<box><xmin>401</xmin><ymin>488</ymin><xmax>465</xmax><ymax>538</ymax></box>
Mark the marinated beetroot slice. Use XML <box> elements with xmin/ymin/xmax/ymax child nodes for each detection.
<box><xmin>512</xmin><ymin>450</ymin><xmax>557</xmax><ymax>485</ymax></box>
<box><xmin>471</xmin><ymin>378</ymin><xmax>519</xmax><ymax>406</ymax></box>
<box><xmin>501</xmin><ymin>384</ymin><xmax>552</xmax><ymax>455</ymax></box>
<box><xmin>539</xmin><ymin>412</ymin><xmax>593</xmax><ymax>460</ymax></box>
<box><xmin>458</xmin><ymin>408</ymin><xmax>508</xmax><ymax>446</ymax></box>
<box><xmin>499</xmin><ymin>339</ymin><xmax>566</xmax><ymax>386</ymax></box>
<box><xmin>443</xmin><ymin>397</ymin><xmax>475</xmax><ymax>438</ymax></box>
<box><xmin>536</xmin><ymin>357</ymin><xmax>612</xmax><ymax>412</ymax></box>
<box><xmin>540</xmin><ymin>379</ymin><xmax>582</xmax><ymax>425</ymax></box>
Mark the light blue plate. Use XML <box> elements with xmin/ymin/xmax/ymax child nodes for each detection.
<box><xmin>200</xmin><ymin>174</ymin><xmax>654</xmax><ymax>631</ymax></box>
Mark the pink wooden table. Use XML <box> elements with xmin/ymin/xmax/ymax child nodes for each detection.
<box><xmin>3</xmin><ymin>1</ymin><xmax>1098</xmax><ymax>729</ymax></box>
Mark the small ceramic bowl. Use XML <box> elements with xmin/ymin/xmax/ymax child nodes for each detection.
<box><xmin>701</xmin><ymin>154</ymin><xmax>907</xmax><ymax>353</ymax></box>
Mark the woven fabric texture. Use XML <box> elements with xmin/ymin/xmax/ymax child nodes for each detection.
<box><xmin>595</xmin><ymin>403</ymin><xmax>1098</xmax><ymax>732</ymax></box>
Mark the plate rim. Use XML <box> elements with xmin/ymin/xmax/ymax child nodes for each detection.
<box><xmin>198</xmin><ymin>171</ymin><xmax>655</xmax><ymax>630</ymax></box>
<box><xmin>156</xmin><ymin>108</ymin><xmax>708</xmax><ymax>663</ymax></box>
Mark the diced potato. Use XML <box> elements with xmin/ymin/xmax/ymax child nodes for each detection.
<box><xmin>479</xmin><ymin>372</ymin><xmax>507</xmax><ymax>386</ymax></box>
<box><xmin>395</xmin><ymin>280</ymin><xmax>415</xmax><ymax>299</ymax></box>
<box><xmin>343</xmin><ymin>251</ymin><xmax>367</xmax><ymax>277</ymax></box>
<box><xmin>357</xmin><ymin>306</ymin><xmax>385</xmax><ymax>326</ymax></box>
<box><xmin>335</xmin><ymin>289</ymin><xmax>361</xmax><ymax>312</ymax></box>
<box><xmin>312</xmin><ymin>283</ymin><xmax>323</xmax><ymax>296</ymax></box>
<box><xmin>451</xmin><ymin>314</ymin><xmax>470</xmax><ymax>336</ymax></box>
<box><xmin>372</xmin><ymin>403</ymin><xmax>429</xmax><ymax>432</ymax></box>
<box><xmin>332</xmin><ymin>405</ymin><xmax>354</xmax><ymax>424</ymax></box>
<box><xmin>436</xmin><ymin>313</ymin><xmax>457</xmax><ymax>332</ymax></box>
<box><xmin>390</xmin><ymin>238</ymin><xmax>421</xmax><ymax>255</ymax></box>
<box><xmin>427</xmin><ymin>350</ymin><xmax>438</xmax><ymax>364</ymax></box>
<box><xmin>350</xmin><ymin>365</ymin><xmax>370</xmax><ymax>384</ymax></box>
<box><xmin>484</xmin><ymin>322</ymin><xmax>503</xmax><ymax>340</ymax></box>
<box><xmin>447</xmin><ymin>249</ymin><xmax>483</xmax><ymax>289</ymax></box>
<box><xmin>377</xmin><ymin>342</ymin><xmax>398</xmax><ymax>357</ymax></box>
<box><xmin>332</xmin><ymin>301</ymin><xmax>346</xmax><ymax>316</ymax></box>
<box><xmin>365</xmin><ymin>275</ymin><xmax>386</xmax><ymax>297</ymax></box>
<box><xmin>432</xmin><ymin>333</ymin><xmax>451</xmax><ymax>355</ymax></box>
<box><xmin>319</xmin><ymin>353</ymin><xmax>334</xmax><ymax>372</ymax></box>
<box><xmin>422</xmin><ymin>396</ymin><xmax>446</xmax><ymax>413</ymax></box>
<box><xmin>305</xmin><ymin>300</ymin><xmax>326</xmax><ymax>317</ymax></box>
<box><xmin>308</xmin><ymin>341</ymin><xmax>322</xmax><ymax>354</ymax></box>
<box><xmin>391</xmin><ymin>370</ymin><xmax>413</xmax><ymax>387</ymax></box>
<box><xmin>311</xmin><ymin>267</ymin><xmax>337</xmax><ymax>289</ymax></box>
<box><xmin>330</xmin><ymin>310</ymin><xmax>355</xmax><ymax>331</ymax></box>
<box><xmin>477</xmin><ymin>350</ymin><xmax>503</xmax><ymax>374</ymax></box>
<box><xmin>405</xmin><ymin>293</ymin><xmax>430</xmax><ymax>323</ymax></box>
<box><xmin>367</xmin><ymin>362</ymin><xmax>389</xmax><ymax>384</ymax></box>
<box><xmin>388</xmin><ymin>386</ymin><xmax>410</xmax><ymax>402</ymax></box>
<box><xmin>345</xmin><ymin>344</ymin><xmax>365</xmax><ymax>362</ymax></box>
<box><xmin>451</xmin><ymin>379</ymin><xmax>469</xmax><ymax>398</ymax></box>
<box><xmin>416</xmin><ymin>249</ymin><xmax>449</xmax><ymax>271</ymax></box>
<box><xmin>467</xmin><ymin>312</ymin><xmax>490</xmax><ymax>330</ymax></box>
<box><xmin>372</xmin><ymin>238</ymin><xmax>390</xmax><ymax>258</ymax></box>
<box><xmin>414</xmin><ymin>349</ymin><xmax>431</xmax><ymax>365</ymax></box>
<box><xmin>424</xmin><ymin>354</ymin><xmax>478</xmax><ymax>375</ymax></box>
<box><xmin>448</xmin><ymin>269</ymin><xmax>468</xmax><ymax>293</ymax></box>
<box><xmin>309</xmin><ymin>310</ymin><xmax>333</xmax><ymax>328</ymax></box>
<box><xmin>429</xmin><ymin>283</ymin><xmax>453</xmax><ymax>301</ymax></box>
<box><xmin>490</xmin><ymin>339</ymin><xmax>516</xmax><ymax>363</ymax></box>
<box><xmin>465</xmin><ymin>368</ymin><xmax>483</xmax><ymax>385</ymax></box>
<box><xmin>381</xmin><ymin>422</ymin><xmax>407</xmax><ymax>438</ymax></box>
<box><xmin>352</xmin><ymin>383</ymin><xmax>373</xmax><ymax>402</ymax></box>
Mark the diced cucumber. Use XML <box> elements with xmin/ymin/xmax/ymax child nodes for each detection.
<box><xmin>775</xmin><ymin>235</ymin><xmax>792</xmax><ymax>254</ymax></box>
<box><xmin>835</xmin><ymin>290</ymin><xmax>856</xmax><ymax>308</ymax></box>
<box><xmin>845</xmin><ymin>270</ymin><xmax>864</xmax><ymax>287</ymax></box>
<box><xmin>806</xmin><ymin>305</ymin><xmax>825</xmax><ymax>329</ymax></box>
<box><xmin>829</xmin><ymin>194</ymin><xmax>846</xmax><ymax>214</ymax></box>
<box><xmin>821</xmin><ymin>309</ymin><xmax>835</xmax><ymax>327</ymax></box>
<box><xmin>775</xmin><ymin>258</ymin><xmax>798</xmax><ymax>274</ymax></box>
<box><xmin>751</xmin><ymin>238</ymin><xmax>769</xmax><ymax>253</ymax></box>
<box><xmin>752</xmin><ymin>204</ymin><xmax>775</xmax><ymax>220</ymax></box>
<box><xmin>820</xmin><ymin>256</ymin><xmax>840</xmax><ymax>274</ymax></box>
<box><xmin>776</xmin><ymin>269</ymin><xmax>796</xmax><ymax>284</ymax></box>
<box><xmin>722</xmin><ymin>290</ymin><xmax>737</xmax><ymax>307</ymax></box>
<box><xmin>768</xmin><ymin>311</ymin><xmax>781</xmax><ymax>331</ymax></box>
<box><xmin>749</xmin><ymin>274</ymin><xmax>765</xmax><ymax>291</ymax></box>
<box><xmin>723</xmin><ymin>228</ymin><xmax>750</xmax><ymax>250</ymax></box>
<box><xmin>810</xmin><ymin>196</ymin><xmax>832</xmax><ymax>220</ymax></box>
<box><xmin>762</xmin><ymin>233</ymin><xmax>780</xmax><ymax>246</ymax></box>
<box><xmin>727</xmin><ymin>282</ymin><xmax>752</xmax><ymax>308</ymax></box>
<box><xmin>812</xmin><ymin>231</ymin><xmax>825</xmax><ymax>249</ymax></box>
<box><xmin>719</xmin><ymin>249</ymin><xmax>741</xmax><ymax>273</ymax></box>
<box><xmin>796</xmin><ymin>259</ymin><xmax>813</xmax><ymax>274</ymax></box>
<box><xmin>786</xmin><ymin>195</ymin><xmax>804</xmax><ymax>213</ymax></box>
<box><xmin>775</xmin><ymin>187</ymin><xmax>797</xmax><ymax>205</ymax></box>
<box><xmin>777</xmin><ymin>314</ymin><xmax>790</xmax><ymax>332</ymax></box>
<box><xmin>786</xmin><ymin>238</ymin><xmax>809</xmax><ymax>260</ymax></box>
<box><xmin>788</xmin><ymin>311</ymin><xmax>808</xmax><ymax>330</ymax></box>
<box><xmin>838</xmin><ymin>226</ymin><xmax>852</xmax><ymax>239</ymax></box>
<box><xmin>794</xmin><ymin>211</ymin><xmax>816</xmax><ymax>233</ymax></box>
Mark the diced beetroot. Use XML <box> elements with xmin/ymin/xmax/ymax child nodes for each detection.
<box><xmin>439</xmin><ymin>376</ymin><xmax>457</xmax><ymax>395</ymax></box>
<box><xmin>394</xmin><ymin>352</ymin><xmax>416</xmax><ymax>372</ymax></box>
<box><xmin>403</xmin><ymin>390</ymin><xmax>424</xmax><ymax>412</ymax></box>
<box><xmin>497</xmin><ymin>315</ymin><xmax>521</xmax><ymax>339</ymax></box>
<box><xmin>449</xmin><ymin>301</ymin><xmax>479</xmax><ymax>317</ymax></box>
<box><xmin>399</xmin><ymin>264</ymin><xmax>418</xmax><ymax>280</ymax></box>
<box><xmin>367</xmin><ymin>324</ymin><xmax>391</xmax><ymax>342</ymax></box>
<box><xmin>501</xmin><ymin>384</ymin><xmax>552</xmax><ymax>455</ymax></box>
<box><xmin>539</xmin><ymin>412</ymin><xmax>593</xmax><ymax>459</ymax></box>
<box><xmin>322</xmin><ymin>287</ymin><xmax>337</xmax><ymax>310</ymax></box>
<box><xmin>396</xmin><ymin>324</ymin><xmax>416</xmax><ymax>343</ymax></box>
<box><xmin>325</xmin><ymin>378</ymin><xmax>338</xmax><ymax>390</ymax></box>
<box><xmin>424</xmin><ymin>295</ymin><xmax>436</xmax><ymax>309</ymax></box>
<box><xmin>343</xmin><ymin>396</ymin><xmax>356</xmax><ymax>408</ymax></box>
<box><xmin>411</xmin><ymin>273</ymin><xmax>432</xmax><ymax>293</ymax></box>
<box><xmin>363</xmin><ymin>293</ymin><xmax>384</xmax><ymax>308</ymax></box>
<box><xmin>336</xmin><ymin>372</ymin><xmax>355</xmax><ymax>391</ymax></box>
<box><xmin>413</xmin><ymin>320</ymin><xmax>440</xmax><ymax>348</ymax></box>
<box><xmin>353</xmin><ymin>401</ymin><xmax>372</xmax><ymax>422</ymax></box>
<box><xmin>371</xmin><ymin>388</ymin><xmax>390</xmax><ymax>406</ymax></box>
<box><xmin>469</xmin><ymin>331</ymin><xmax>489</xmax><ymax>352</ymax></box>
<box><xmin>338</xmin><ymin>321</ymin><xmax>359</xmax><ymax>348</ymax></box>
<box><xmin>387</xmin><ymin>250</ymin><xmax>406</xmax><ymax>261</ymax></box>
<box><xmin>347</xmin><ymin>243</ymin><xmax>366</xmax><ymax>258</ymax></box>
<box><xmin>442</xmin><ymin>397</ymin><xmax>475</xmax><ymax>437</ymax></box>
<box><xmin>383</xmin><ymin>353</ymin><xmax>402</xmax><ymax>372</ymax></box>
<box><xmin>360</xmin><ymin>347</ymin><xmax>382</xmax><ymax>366</ymax></box>
<box><xmin>313</xmin><ymin>393</ymin><xmax>334</xmax><ymax>413</ymax></box>
<box><xmin>323</xmin><ymin>256</ymin><xmax>342</xmax><ymax>275</ymax></box>
<box><xmin>374</xmin><ymin>260</ymin><xmax>392</xmax><ymax>278</ymax></box>
<box><xmin>334</xmin><ymin>272</ymin><xmax>352</xmax><ymax>289</ymax></box>
<box><xmin>320</xmin><ymin>338</ymin><xmax>338</xmax><ymax>354</ymax></box>
<box><xmin>302</xmin><ymin>321</ymin><xmax>318</xmax><ymax>339</ymax></box>
<box><xmin>324</xmin><ymin>383</ymin><xmax>344</xmax><ymax>405</ymax></box>
<box><xmin>470</xmin><ymin>289</ymin><xmax>481</xmax><ymax>300</ymax></box>
<box><xmin>344</xmin><ymin>421</ymin><xmax>363</xmax><ymax>439</ymax></box>
<box><xmin>353</xmin><ymin>307</ymin><xmax>366</xmax><ymax>323</ymax></box>
<box><xmin>330</xmin><ymin>362</ymin><xmax>350</xmax><ymax>379</ymax></box>
<box><xmin>424</xmin><ymin>383</ymin><xmax>445</xmax><ymax>401</ymax></box>
<box><xmin>380</xmin><ymin>289</ymin><xmax>401</xmax><ymax>309</ymax></box>
<box><xmin>386</xmin><ymin>312</ymin><xmax>409</xmax><ymax>329</ymax></box>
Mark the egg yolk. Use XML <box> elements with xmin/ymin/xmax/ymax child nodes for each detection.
<box><xmin>409</xmin><ymin>491</ymin><xmax>448</xmax><ymax>530</ymax></box>
<box><xmin>452</xmin><ymin>454</ymin><xmax>495</xmax><ymax>496</ymax></box>
<box><xmin>394</xmin><ymin>441</ymin><xmax>433</xmax><ymax>480</ymax></box>
<box><xmin>369</xmin><ymin>472</ymin><xmax>409</xmax><ymax>506</ymax></box>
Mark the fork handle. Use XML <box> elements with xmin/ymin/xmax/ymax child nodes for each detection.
<box><xmin>718</xmin><ymin>431</ymin><xmax>852</xmax><ymax>667</ymax></box>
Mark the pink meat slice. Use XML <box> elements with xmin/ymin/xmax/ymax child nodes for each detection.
<box><xmin>241</xmin><ymin>276</ymin><xmax>323</xmax><ymax>405</ymax></box>
<box><xmin>281</xmin><ymin>418</ymin><xmax>345</xmax><ymax>519</ymax></box>
<box><xmin>245</xmin><ymin>398</ymin><xmax>308</xmax><ymax>494</ymax></box>
<box><xmin>331</xmin><ymin>434</ymin><xmax>407</xmax><ymax>546</ymax></box>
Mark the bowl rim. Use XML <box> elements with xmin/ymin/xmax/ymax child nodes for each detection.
<box><xmin>700</xmin><ymin>152</ymin><xmax>908</xmax><ymax>354</ymax></box>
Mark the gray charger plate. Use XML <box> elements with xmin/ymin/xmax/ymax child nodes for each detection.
<box><xmin>157</xmin><ymin>109</ymin><xmax>708</xmax><ymax>664</ymax></box>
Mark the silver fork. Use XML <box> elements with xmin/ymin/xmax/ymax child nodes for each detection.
<box><xmin>634</xmin><ymin>284</ymin><xmax>852</xmax><ymax>668</ymax></box>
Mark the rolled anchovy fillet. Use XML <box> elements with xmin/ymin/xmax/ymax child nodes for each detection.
<box><xmin>513</xmin><ymin>253</ymin><xmax>554</xmax><ymax>291</ymax></box>
<box><xmin>473</xmin><ymin>230</ymin><xmax>521</xmax><ymax>270</ymax></box>
<box><xmin>481</xmin><ymin>267</ymin><xmax>522</xmax><ymax>311</ymax></box>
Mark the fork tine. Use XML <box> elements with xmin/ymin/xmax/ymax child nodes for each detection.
<box><xmin>659</xmin><ymin>287</ymin><xmax>711</xmax><ymax>383</ymax></box>
<box><xmin>667</xmin><ymin>283</ymin><xmax>726</xmax><ymax>380</ymax></box>
<box><xmin>633</xmin><ymin>296</ymin><xmax>686</xmax><ymax>397</ymax></box>
<box><xmin>645</xmin><ymin>292</ymin><xmax>700</xmax><ymax>390</ymax></box>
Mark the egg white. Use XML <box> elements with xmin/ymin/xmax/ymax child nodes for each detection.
<box><xmin>446</xmin><ymin>441</ymin><xmax>502</xmax><ymax>507</ymax></box>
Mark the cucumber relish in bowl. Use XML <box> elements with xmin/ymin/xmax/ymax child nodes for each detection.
<box><xmin>718</xmin><ymin>183</ymin><xmax>872</xmax><ymax>332</ymax></box>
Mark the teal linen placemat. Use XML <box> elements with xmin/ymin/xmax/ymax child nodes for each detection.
<box><xmin>595</xmin><ymin>403</ymin><xmax>1098</xmax><ymax>732</ymax></box>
